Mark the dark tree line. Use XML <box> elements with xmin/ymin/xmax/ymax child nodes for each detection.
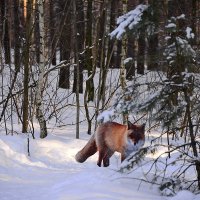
<box><xmin>1</xmin><ymin>0</ymin><xmax>200</xmax><ymax>88</ymax></box>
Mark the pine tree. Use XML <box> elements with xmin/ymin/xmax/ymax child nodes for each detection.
<box><xmin>110</xmin><ymin>2</ymin><xmax>200</xmax><ymax>192</ymax></box>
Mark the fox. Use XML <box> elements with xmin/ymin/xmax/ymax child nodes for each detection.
<box><xmin>75</xmin><ymin>121</ymin><xmax>145</xmax><ymax>167</ymax></box>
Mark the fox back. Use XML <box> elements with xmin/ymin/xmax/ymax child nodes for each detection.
<box><xmin>95</xmin><ymin>122</ymin><xmax>128</xmax><ymax>153</ymax></box>
<box><xmin>75</xmin><ymin>121</ymin><xmax>145</xmax><ymax>167</ymax></box>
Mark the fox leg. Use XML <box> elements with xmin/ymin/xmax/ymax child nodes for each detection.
<box><xmin>97</xmin><ymin>150</ymin><xmax>105</xmax><ymax>167</ymax></box>
<box><xmin>97</xmin><ymin>147</ymin><xmax>113</xmax><ymax>167</ymax></box>
<box><xmin>121</xmin><ymin>150</ymin><xmax>127</xmax><ymax>163</ymax></box>
<box><xmin>103</xmin><ymin>150</ymin><xmax>114</xmax><ymax>167</ymax></box>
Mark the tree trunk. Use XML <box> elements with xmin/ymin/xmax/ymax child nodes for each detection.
<box><xmin>148</xmin><ymin>35</ymin><xmax>158</xmax><ymax>71</ymax></box>
<box><xmin>13</xmin><ymin>0</ymin><xmax>21</xmax><ymax>72</ymax></box>
<box><xmin>84</xmin><ymin>0</ymin><xmax>94</xmax><ymax>134</ymax></box>
<box><xmin>22</xmin><ymin>0</ymin><xmax>32</xmax><ymax>133</ymax></box>
<box><xmin>97</xmin><ymin>0</ymin><xmax>106</xmax><ymax>70</ymax></box>
<box><xmin>72</xmin><ymin>0</ymin><xmax>80</xmax><ymax>139</ymax></box>
<box><xmin>34</xmin><ymin>1</ymin><xmax>40</xmax><ymax>64</ymax></box>
<box><xmin>49</xmin><ymin>0</ymin><xmax>56</xmax><ymax>65</ymax></box>
<box><xmin>94</xmin><ymin>0</ymin><xmax>108</xmax><ymax>128</ymax></box>
<box><xmin>126</xmin><ymin>0</ymin><xmax>138</xmax><ymax>79</ymax></box>
<box><xmin>58</xmin><ymin>0</ymin><xmax>71</xmax><ymax>89</ymax></box>
<box><xmin>85</xmin><ymin>0</ymin><xmax>94</xmax><ymax>102</ymax></box>
<box><xmin>36</xmin><ymin>0</ymin><xmax>47</xmax><ymax>139</ymax></box>
<box><xmin>18</xmin><ymin>0</ymin><xmax>25</xmax><ymax>56</ymax></box>
<box><xmin>147</xmin><ymin>0</ymin><xmax>159</xmax><ymax>71</ymax></box>
<box><xmin>98</xmin><ymin>0</ymin><xmax>108</xmax><ymax>105</ymax></box>
<box><xmin>191</xmin><ymin>0</ymin><xmax>196</xmax><ymax>45</ymax></box>
<box><xmin>107</xmin><ymin>0</ymin><xmax>118</xmax><ymax>68</ymax></box>
<box><xmin>114</xmin><ymin>1</ymin><xmax>123</xmax><ymax>69</ymax></box>
<box><xmin>184</xmin><ymin>88</ymin><xmax>200</xmax><ymax>190</ymax></box>
<box><xmin>72</xmin><ymin>0</ymin><xmax>84</xmax><ymax>94</ymax></box>
<box><xmin>0</xmin><ymin>0</ymin><xmax>4</xmax><ymax>42</ymax></box>
<box><xmin>137</xmin><ymin>31</ymin><xmax>145</xmax><ymax>75</ymax></box>
<box><xmin>137</xmin><ymin>0</ymin><xmax>146</xmax><ymax>75</ymax></box>
<box><xmin>3</xmin><ymin>0</ymin><xmax>11</xmax><ymax>64</ymax></box>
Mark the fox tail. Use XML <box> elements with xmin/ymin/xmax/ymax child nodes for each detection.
<box><xmin>75</xmin><ymin>134</ymin><xmax>97</xmax><ymax>163</ymax></box>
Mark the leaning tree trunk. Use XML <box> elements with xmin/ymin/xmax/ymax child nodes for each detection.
<box><xmin>36</xmin><ymin>0</ymin><xmax>47</xmax><ymax>139</ymax></box>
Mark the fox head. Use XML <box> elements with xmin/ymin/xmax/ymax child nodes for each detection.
<box><xmin>127</xmin><ymin>121</ymin><xmax>145</xmax><ymax>145</ymax></box>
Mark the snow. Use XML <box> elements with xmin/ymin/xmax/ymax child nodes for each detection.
<box><xmin>1</xmin><ymin>128</ymin><xmax>200</xmax><ymax>200</ymax></box>
<box><xmin>110</xmin><ymin>4</ymin><xmax>149</xmax><ymax>39</ymax></box>
<box><xmin>97</xmin><ymin>109</ymin><xmax>115</xmax><ymax>123</ymax></box>
<box><xmin>0</xmin><ymin>131</ymin><xmax>161</xmax><ymax>200</ymax></box>
<box><xmin>1</xmin><ymin>58</ymin><xmax>200</xmax><ymax>199</ymax></box>
<box><xmin>165</xmin><ymin>23</ymin><xmax>176</xmax><ymax>29</ymax></box>
<box><xmin>177</xmin><ymin>14</ymin><xmax>185</xmax><ymax>19</ymax></box>
<box><xmin>123</xmin><ymin>57</ymin><xmax>133</xmax><ymax>65</ymax></box>
<box><xmin>170</xmin><ymin>191</ymin><xmax>194</xmax><ymax>200</ymax></box>
<box><xmin>126</xmin><ymin>139</ymin><xmax>144</xmax><ymax>153</ymax></box>
<box><xmin>186</xmin><ymin>27</ymin><xmax>195</xmax><ymax>39</ymax></box>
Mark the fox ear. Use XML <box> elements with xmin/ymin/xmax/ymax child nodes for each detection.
<box><xmin>127</xmin><ymin>121</ymin><xmax>133</xmax><ymax>130</ymax></box>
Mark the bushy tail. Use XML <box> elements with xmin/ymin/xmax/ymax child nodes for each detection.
<box><xmin>75</xmin><ymin>134</ymin><xmax>97</xmax><ymax>163</ymax></box>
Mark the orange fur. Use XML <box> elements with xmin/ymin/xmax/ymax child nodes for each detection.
<box><xmin>75</xmin><ymin>121</ymin><xmax>145</xmax><ymax>167</ymax></box>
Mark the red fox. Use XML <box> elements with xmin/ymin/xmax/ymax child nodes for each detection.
<box><xmin>75</xmin><ymin>121</ymin><xmax>145</xmax><ymax>167</ymax></box>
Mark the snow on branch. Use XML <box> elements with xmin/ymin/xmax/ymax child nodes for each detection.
<box><xmin>120</xmin><ymin>146</ymin><xmax>151</xmax><ymax>173</ymax></box>
<box><xmin>110</xmin><ymin>4</ymin><xmax>149</xmax><ymax>40</ymax></box>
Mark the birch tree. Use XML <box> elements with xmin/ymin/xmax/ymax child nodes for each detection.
<box><xmin>36</xmin><ymin>0</ymin><xmax>47</xmax><ymax>139</ymax></box>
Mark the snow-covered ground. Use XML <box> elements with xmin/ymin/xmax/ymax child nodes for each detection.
<box><xmin>0</xmin><ymin>125</ymin><xmax>199</xmax><ymax>200</ymax></box>
<box><xmin>0</xmin><ymin>65</ymin><xmax>199</xmax><ymax>199</ymax></box>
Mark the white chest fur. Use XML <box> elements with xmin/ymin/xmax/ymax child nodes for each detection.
<box><xmin>125</xmin><ymin>138</ymin><xmax>145</xmax><ymax>156</ymax></box>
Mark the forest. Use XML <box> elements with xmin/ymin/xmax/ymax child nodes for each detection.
<box><xmin>0</xmin><ymin>0</ymin><xmax>200</xmax><ymax>199</ymax></box>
